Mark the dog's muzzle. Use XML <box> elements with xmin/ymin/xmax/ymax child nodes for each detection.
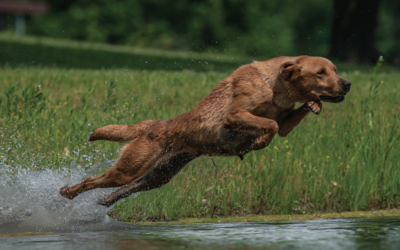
<box><xmin>342</xmin><ymin>80</ymin><xmax>351</xmax><ymax>93</ymax></box>
<box><xmin>319</xmin><ymin>94</ymin><xmax>345</xmax><ymax>103</ymax></box>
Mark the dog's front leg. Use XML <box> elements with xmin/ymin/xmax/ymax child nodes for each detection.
<box><xmin>224</xmin><ymin>110</ymin><xmax>279</xmax><ymax>152</ymax></box>
<box><xmin>277</xmin><ymin>101</ymin><xmax>322</xmax><ymax>137</ymax></box>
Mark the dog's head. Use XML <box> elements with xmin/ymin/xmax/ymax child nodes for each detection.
<box><xmin>280</xmin><ymin>56</ymin><xmax>351</xmax><ymax>103</ymax></box>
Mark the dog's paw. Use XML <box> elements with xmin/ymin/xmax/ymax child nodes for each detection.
<box><xmin>306</xmin><ymin>100</ymin><xmax>322</xmax><ymax>115</ymax></box>
<box><xmin>59</xmin><ymin>186</ymin><xmax>74</xmax><ymax>199</ymax></box>
<box><xmin>97</xmin><ymin>197</ymin><xmax>113</xmax><ymax>207</ymax></box>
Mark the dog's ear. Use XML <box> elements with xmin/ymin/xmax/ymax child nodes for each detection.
<box><xmin>279</xmin><ymin>61</ymin><xmax>300</xmax><ymax>81</ymax></box>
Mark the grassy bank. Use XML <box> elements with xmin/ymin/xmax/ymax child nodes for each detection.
<box><xmin>0</xmin><ymin>232</ymin><xmax>53</xmax><ymax>238</ymax></box>
<box><xmin>1</xmin><ymin>65</ymin><xmax>399</xmax><ymax>222</ymax></box>
<box><xmin>129</xmin><ymin>209</ymin><xmax>400</xmax><ymax>225</ymax></box>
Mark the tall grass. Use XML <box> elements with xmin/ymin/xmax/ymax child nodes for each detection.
<box><xmin>0</xmin><ymin>68</ymin><xmax>221</xmax><ymax>172</ymax></box>
<box><xmin>0</xmin><ymin>60</ymin><xmax>399</xmax><ymax>222</ymax></box>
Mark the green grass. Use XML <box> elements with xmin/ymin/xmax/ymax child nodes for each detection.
<box><xmin>0</xmin><ymin>36</ymin><xmax>399</xmax><ymax>223</ymax></box>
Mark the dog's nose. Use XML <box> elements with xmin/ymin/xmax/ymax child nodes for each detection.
<box><xmin>342</xmin><ymin>80</ymin><xmax>351</xmax><ymax>93</ymax></box>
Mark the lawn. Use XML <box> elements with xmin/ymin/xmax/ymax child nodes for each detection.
<box><xmin>0</xmin><ymin>35</ymin><xmax>399</xmax><ymax>222</ymax></box>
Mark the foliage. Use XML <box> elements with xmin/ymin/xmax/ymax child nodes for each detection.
<box><xmin>377</xmin><ymin>0</ymin><xmax>400</xmax><ymax>63</ymax></box>
<box><xmin>0</xmin><ymin>0</ymin><xmax>397</xmax><ymax>62</ymax></box>
<box><xmin>0</xmin><ymin>0</ymin><xmax>387</xmax><ymax>61</ymax></box>
<box><xmin>23</xmin><ymin>0</ymin><xmax>333</xmax><ymax>58</ymax></box>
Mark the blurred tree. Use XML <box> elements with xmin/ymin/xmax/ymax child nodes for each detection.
<box><xmin>329</xmin><ymin>0</ymin><xmax>381</xmax><ymax>63</ymax></box>
<box><xmin>376</xmin><ymin>0</ymin><xmax>400</xmax><ymax>64</ymax></box>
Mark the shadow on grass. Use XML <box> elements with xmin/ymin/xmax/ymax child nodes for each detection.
<box><xmin>0</xmin><ymin>40</ymin><xmax>246</xmax><ymax>72</ymax></box>
<box><xmin>0</xmin><ymin>35</ymin><xmax>396</xmax><ymax>73</ymax></box>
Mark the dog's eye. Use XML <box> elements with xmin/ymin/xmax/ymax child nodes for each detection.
<box><xmin>317</xmin><ymin>69</ymin><xmax>326</xmax><ymax>75</ymax></box>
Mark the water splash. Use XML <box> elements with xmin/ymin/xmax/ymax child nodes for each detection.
<box><xmin>0</xmin><ymin>160</ymin><xmax>127</xmax><ymax>232</ymax></box>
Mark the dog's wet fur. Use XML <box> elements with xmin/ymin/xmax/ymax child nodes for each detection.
<box><xmin>60</xmin><ymin>56</ymin><xmax>351</xmax><ymax>207</ymax></box>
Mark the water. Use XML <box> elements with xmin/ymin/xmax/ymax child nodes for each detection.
<box><xmin>2</xmin><ymin>217</ymin><xmax>400</xmax><ymax>250</ymax></box>
<box><xmin>1</xmin><ymin>163</ymin><xmax>400</xmax><ymax>250</ymax></box>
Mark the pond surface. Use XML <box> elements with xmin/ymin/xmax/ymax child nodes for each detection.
<box><xmin>1</xmin><ymin>163</ymin><xmax>400</xmax><ymax>249</ymax></box>
<box><xmin>2</xmin><ymin>216</ymin><xmax>400</xmax><ymax>250</ymax></box>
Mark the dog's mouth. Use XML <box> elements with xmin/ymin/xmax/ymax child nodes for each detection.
<box><xmin>319</xmin><ymin>94</ymin><xmax>345</xmax><ymax>103</ymax></box>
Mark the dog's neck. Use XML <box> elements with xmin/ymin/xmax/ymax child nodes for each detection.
<box><xmin>269</xmin><ymin>77</ymin><xmax>303</xmax><ymax>108</ymax></box>
<box><xmin>253</xmin><ymin>61</ymin><xmax>308</xmax><ymax>107</ymax></box>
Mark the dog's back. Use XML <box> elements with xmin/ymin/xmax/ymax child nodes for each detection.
<box><xmin>165</xmin><ymin>63</ymin><xmax>275</xmax><ymax>154</ymax></box>
<box><xmin>89</xmin><ymin>62</ymin><xmax>276</xmax><ymax>155</ymax></box>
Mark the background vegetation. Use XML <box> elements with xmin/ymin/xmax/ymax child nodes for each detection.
<box><xmin>0</xmin><ymin>38</ymin><xmax>399</xmax><ymax>222</ymax></box>
<box><xmin>1</xmin><ymin>0</ymin><xmax>400</xmax><ymax>63</ymax></box>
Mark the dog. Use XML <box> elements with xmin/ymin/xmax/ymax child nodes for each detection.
<box><xmin>60</xmin><ymin>55</ymin><xmax>351</xmax><ymax>207</ymax></box>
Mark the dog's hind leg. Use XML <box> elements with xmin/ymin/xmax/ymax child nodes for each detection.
<box><xmin>97</xmin><ymin>152</ymin><xmax>199</xmax><ymax>207</ymax></box>
<box><xmin>60</xmin><ymin>136</ymin><xmax>164</xmax><ymax>200</ymax></box>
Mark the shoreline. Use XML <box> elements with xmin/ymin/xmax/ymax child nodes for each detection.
<box><xmin>2</xmin><ymin>209</ymin><xmax>399</xmax><ymax>237</ymax></box>
<box><xmin>0</xmin><ymin>232</ymin><xmax>53</xmax><ymax>237</ymax></box>
<box><xmin>128</xmin><ymin>209</ymin><xmax>400</xmax><ymax>225</ymax></box>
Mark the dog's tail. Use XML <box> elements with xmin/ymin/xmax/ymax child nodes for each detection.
<box><xmin>89</xmin><ymin>120</ymin><xmax>156</xmax><ymax>142</ymax></box>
